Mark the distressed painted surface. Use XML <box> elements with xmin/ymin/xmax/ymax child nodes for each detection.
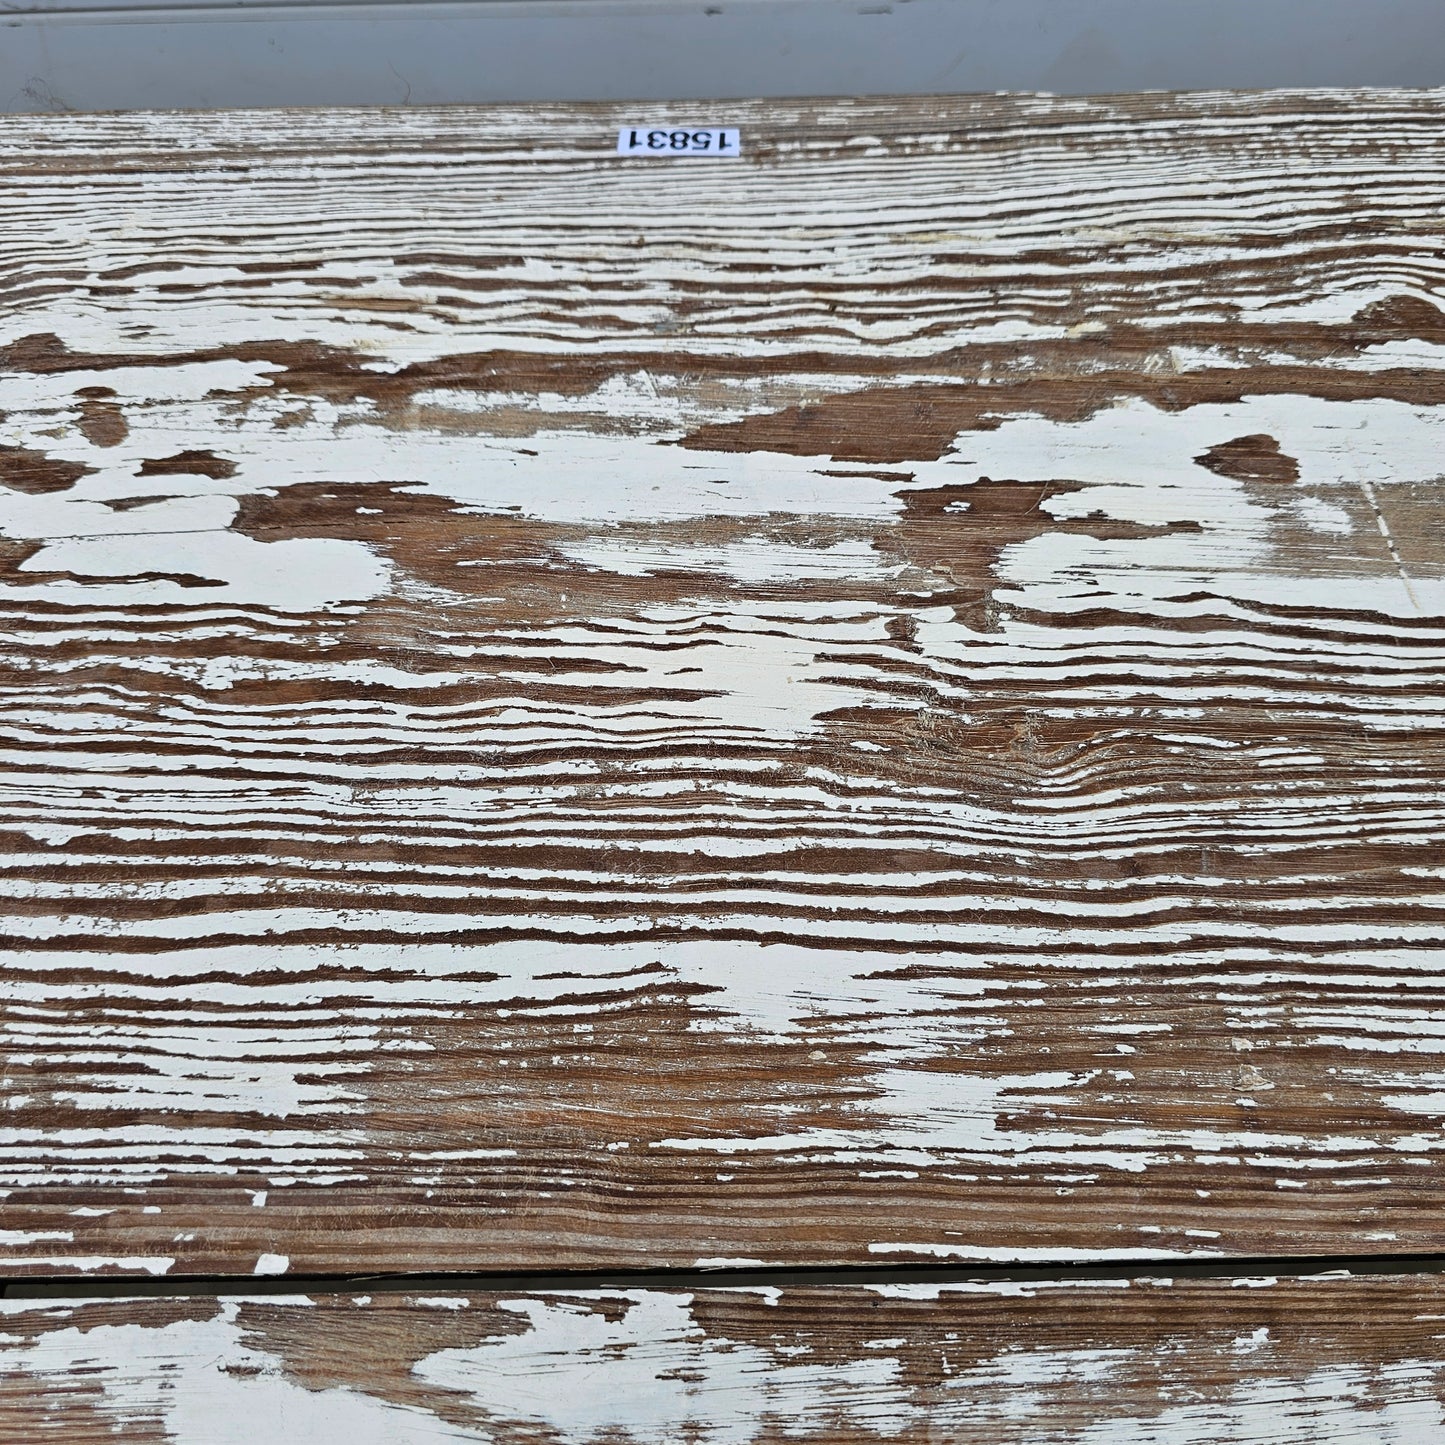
<box><xmin>1</xmin><ymin>92</ymin><xmax>1444</xmax><ymax>1274</ymax></box>
<box><xmin>4</xmin><ymin>1274</ymin><xmax>1445</xmax><ymax>1442</ymax></box>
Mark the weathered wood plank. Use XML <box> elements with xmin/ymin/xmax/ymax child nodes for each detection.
<box><xmin>1</xmin><ymin>91</ymin><xmax>1445</xmax><ymax>1274</ymax></box>
<box><xmin>5</xmin><ymin>1273</ymin><xmax>1445</xmax><ymax>1441</ymax></box>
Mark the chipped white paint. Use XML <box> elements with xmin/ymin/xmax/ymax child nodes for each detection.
<box><xmin>1066</xmin><ymin>1363</ymin><xmax>1445</xmax><ymax>1444</ymax></box>
<box><xmin>0</xmin><ymin>1299</ymin><xmax>478</xmax><ymax>1444</ymax></box>
<box><xmin>415</xmin><ymin>1293</ymin><xmax>909</xmax><ymax>1443</ymax></box>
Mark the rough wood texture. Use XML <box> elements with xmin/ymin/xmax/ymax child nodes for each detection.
<box><xmin>5</xmin><ymin>1273</ymin><xmax>1445</xmax><ymax>1441</ymax></box>
<box><xmin>1</xmin><ymin>90</ymin><xmax>1445</xmax><ymax>1276</ymax></box>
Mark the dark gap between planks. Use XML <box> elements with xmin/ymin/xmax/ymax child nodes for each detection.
<box><xmin>5</xmin><ymin>1252</ymin><xmax>1445</xmax><ymax>1300</ymax></box>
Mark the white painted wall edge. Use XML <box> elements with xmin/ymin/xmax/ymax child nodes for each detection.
<box><xmin>0</xmin><ymin>0</ymin><xmax>1442</xmax><ymax>115</ymax></box>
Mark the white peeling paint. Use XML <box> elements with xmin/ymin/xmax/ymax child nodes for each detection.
<box><xmin>0</xmin><ymin>1301</ymin><xmax>478</xmax><ymax>1443</ymax></box>
<box><xmin>413</xmin><ymin>1292</ymin><xmax>912</xmax><ymax>1444</ymax></box>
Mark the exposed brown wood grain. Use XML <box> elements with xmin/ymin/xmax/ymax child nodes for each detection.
<box><xmin>4</xmin><ymin>1273</ymin><xmax>1445</xmax><ymax>1441</ymax></box>
<box><xmin>0</xmin><ymin>91</ymin><xmax>1443</xmax><ymax>1277</ymax></box>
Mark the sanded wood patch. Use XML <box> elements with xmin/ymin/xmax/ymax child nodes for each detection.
<box><xmin>0</xmin><ymin>91</ymin><xmax>1443</xmax><ymax>1275</ymax></box>
<box><xmin>4</xmin><ymin>1273</ymin><xmax>1445</xmax><ymax>1441</ymax></box>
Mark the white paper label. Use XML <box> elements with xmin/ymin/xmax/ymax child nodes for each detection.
<box><xmin>617</xmin><ymin>126</ymin><xmax>741</xmax><ymax>157</ymax></box>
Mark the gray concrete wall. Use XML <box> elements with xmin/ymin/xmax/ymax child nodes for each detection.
<box><xmin>2</xmin><ymin>0</ymin><xmax>1443</xmax><ymax>114</ymax></box>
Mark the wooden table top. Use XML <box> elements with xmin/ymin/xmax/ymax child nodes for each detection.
<box><xmin>1</xmin><ymin>87</ymin><xmax>1443</xmax><ymax>1439</ymax></box>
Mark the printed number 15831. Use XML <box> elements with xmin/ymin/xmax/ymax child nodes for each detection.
<box><xmin>617</xmin><ymin>127</ymin><xmax>742</xmax><ymax>157</ymax></box>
